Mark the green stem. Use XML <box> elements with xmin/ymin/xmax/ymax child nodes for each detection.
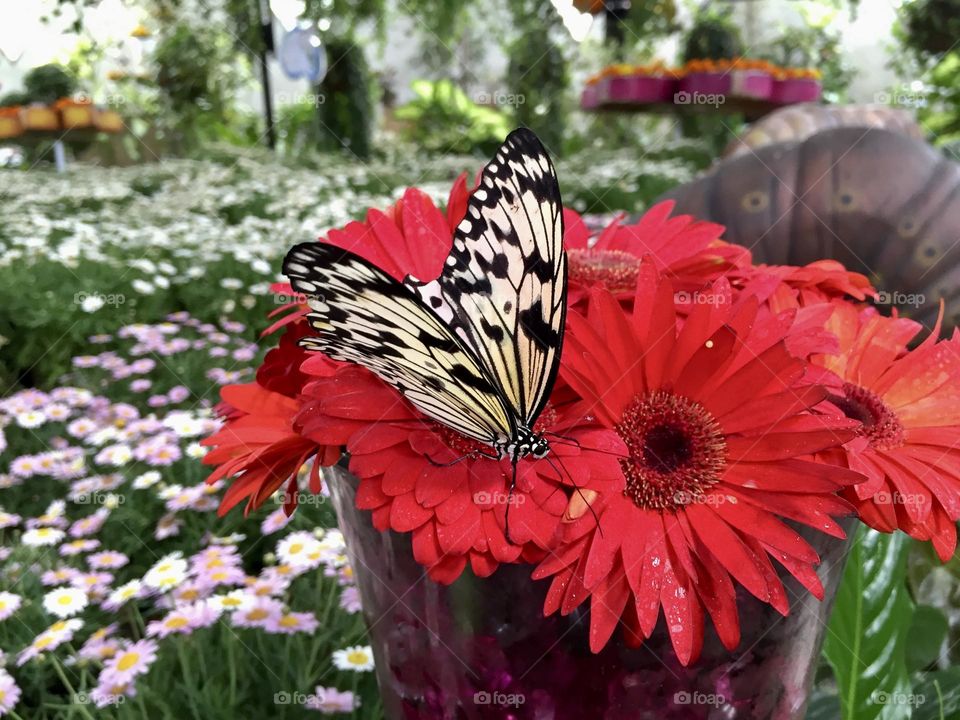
<box><xmin>50</xmin><ymin>657</ymin><xmax>97</xmax><ymax>720</ymax></box>
<box><xmin>226</xmin><ymin>627</ymin><xmax>237</xmax><ymax>708</ymax></box>
<box><xmin>175</xmin><ymin>642</ymin><xmax>202</xmax><ymax>720</ymax></box>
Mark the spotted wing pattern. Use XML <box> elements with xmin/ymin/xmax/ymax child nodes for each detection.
<box><xmin>283</xmin><ymin>242</ymin><xmax>515</xmax><ymax>444</ymax></box>
<box><xmin>408</xmin><ymin>128</ymin><xmax>566</xmax><ymax>426</ymax></box>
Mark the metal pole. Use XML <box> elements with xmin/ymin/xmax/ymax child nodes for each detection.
<box><xmin>258</xmin><ymin>0</ymin><xmax>277</xmax><ymax>150</ymax></box>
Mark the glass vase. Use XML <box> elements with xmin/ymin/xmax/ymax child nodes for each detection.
<box><xmin>326</xmin><ymin>465</ymin><xmax>855</xmax><ymax>720</ymax></box>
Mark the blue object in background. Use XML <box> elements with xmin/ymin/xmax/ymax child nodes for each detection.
<box><xmin>278</xmin><ymin>26</ymin><xmax>326</xmax><ymax>84</ymax></box>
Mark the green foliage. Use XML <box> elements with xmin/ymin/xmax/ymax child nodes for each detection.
<box><xmin>911</xmin><ymin>669</ymin><xmax>960</xmax><ymax>720</ymax></box>
<box><xmin>317</xmin><ymin>38</ymin><xmax>375</xmax><ymax>159</ymax></box>
<box><xmin>401</xmin><ymin>0</ymin><xmax>472</xmax><ymax>70</ymax></box>
<box><xmin>277</xmin><ymin>100</ymin><xmax>321</xmax><ymax>156</ymax></box>
<box><xmin>394</xmin><ymin>79</ymin><xmax>511</xmax><ymax>156</ymax></box>
<box><xmin>900</xmin><ymin>0</ymin><xmax>960</xmax><ymax>60</ymax></box>
<box><xmin>152</xmin><ymin>22</ymin><xmax>246</xmax><ymax>152</ymax></box>
<box><xmin>506</xmin><ymin>31</ymin><xmax>569</xmax><ymax>153</ymax></box>
<box><xmin>0</xmin><ymin>91</ymin><xmax>31</xmax><ymax>108</ymax></box>
<box><xmin>605</xmin><ymin>0</ymin><xmax>679</xmax><ymax>58</ymax></box>
<box><xmin>303</xmin><ymin>0</ymin><xmax>388</xmax><ymax>38</ymax></box>
<box><xmin>823</xmin><ymin>528</ymin><xmax>913</xmax><ymax>720</ymax></box>
<box><xmin>917</xmin><ymin>52</ymin><xmax>960</xmax><ymax>143</ymax></box>
<box><xmin>23</xmin><ymin>64</ymin><xmax>79</xmax><ymax>104</ymax></box>
<box><xmin>756</xmin><ymin>23</ymin><xmax>854</xmax><ymax>102</ymax></box>
<box><xmin>680</xmin><ymin>7</ymin><xmax>744</xmax><ymax>62</ymax></box>
<box><xmin>906</xmin><ymin>606</ymin><xmax>949</xmax><ymax>672</ymax></box>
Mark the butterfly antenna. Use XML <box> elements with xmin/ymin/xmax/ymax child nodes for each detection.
<box><xmin>543</xmin><ymin>431</ymin><xmax>626</xmax><ymax>459</ymax></box>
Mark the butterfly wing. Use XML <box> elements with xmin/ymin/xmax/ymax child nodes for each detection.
<box><xmin>283</xmin><ymin>242</ymin><xmax>515</xmax><ymax>445</ymax></box>
<box><xmin>409</xmin><ymin>128</ymin><xmax>566</xmax><ymax>426</ymax></box>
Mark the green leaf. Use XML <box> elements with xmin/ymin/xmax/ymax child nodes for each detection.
<box><xmin>824</xmin><ymin>527</ymin><xmax>914</xmax><ymax>720</ymax></box>
<box><xmin>912</xmin><ymin>669</ymin><xmax>960</xmax><ymax>720</ymax></box>
<box><xmin>806</xmin><ymin>686</ymin><xmax>842</xmax><ymax>720</ymax></box>
<box><xmin>906</xmin><ymin>606</ymin><xmax>949</xmax><ymax>672</ymax></box>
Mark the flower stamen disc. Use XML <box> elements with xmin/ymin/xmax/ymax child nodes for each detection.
<box><xmin>568</xmin><ymin>249</ymin><xmax>641</xmax><ymax>292</ymax></box>
<box><xmin>616</xmin><ymin>391</ymin><xmax>726</xmax><ymax>509</ymax></box>
<box><xmin>833</xmin><ymin>382</ymin><xmax>905</xmax><ymax>450</ymax></box>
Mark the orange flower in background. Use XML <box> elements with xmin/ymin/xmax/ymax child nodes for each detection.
<box><xmin>817</xmin><ymin>303</ymin><xmax>960</xmax><ymax>560</ymax></box>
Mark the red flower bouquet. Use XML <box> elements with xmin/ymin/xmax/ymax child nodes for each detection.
<box><xmin>203</xmin><ymin>134</ymin><xmax>960</xmax><ymax>720</ymax></box>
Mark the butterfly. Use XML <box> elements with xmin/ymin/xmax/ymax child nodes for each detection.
<box><xmin>283</xmin><ymin>128</ymin><xmax>566</xmax><ymax>534</ymax></box>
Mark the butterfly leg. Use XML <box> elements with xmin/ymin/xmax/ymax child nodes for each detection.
<box><xmin>425</xmin><ymin>447</ymin><xmax>500</xmax><ymax>467</ymax></box>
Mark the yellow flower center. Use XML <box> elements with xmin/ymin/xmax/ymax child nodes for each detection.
<box><xmin>116</xmin><ymin>651</ymin><xmax>140</xmax><ymax>671</ymax></box>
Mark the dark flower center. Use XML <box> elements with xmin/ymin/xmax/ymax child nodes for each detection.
<box><xmin>616</xmin><ymin>390</ymin><xmax>727</xmax><ymax>510</ymax></box>
<box><xmin>832</xmin><ymin>382</ymin><xmax>904</xmax><ymax>450</ymax></box>
<box><xmin>568</xmin><ymin>248</ymin><xmax>640</xmax><ymax>292</ymax></box>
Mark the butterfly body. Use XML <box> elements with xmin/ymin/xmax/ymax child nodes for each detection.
<box><xmin>283</xmin><ymin>129</ymin><xmax>566</xmax><ymax>537</ymax></box>
<box><xmin>497</xmin><ymin>427</ymin><xmax>550</xmax><ymax>462</ymax></box>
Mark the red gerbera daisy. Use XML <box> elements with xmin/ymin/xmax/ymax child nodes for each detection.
<box><xmin>296</xmin><ymin>359</ymin><xmax>625</xmax><ymax>584</ymax></box>
<box><xmin>817</xmin><ymin>303</ymin><xmax>960</xmax><ymax>561</ymax></box>
<box><xmin>564</xmin><ymin>200</ymin><xmax>750</xmax><ymax>311</ymax></box>
<box><xmin>533</xmin><ymin>263</ymin><xmax>862</xmax><ymax>663</ymax></box>
<box><xmin>202</xmin><ymin>381</ymin><xmax>335</xmax><ymax>516</ymax></box>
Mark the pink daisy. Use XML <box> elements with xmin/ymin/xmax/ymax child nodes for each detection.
<box><xmin>99</xmin><ymin>639</ymin><xmax>158</xmax><ymax>685</ymax></box>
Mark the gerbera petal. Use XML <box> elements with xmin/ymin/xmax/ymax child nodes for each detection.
<box><xmin>588</xmin><ymin>569</ymin><xmax>631</xmax><ymax>653</ymax></box>
<box><xmin>685</xmin><ymin>504</ymin><xmax>770</xmax><ymax>603</ymax></box>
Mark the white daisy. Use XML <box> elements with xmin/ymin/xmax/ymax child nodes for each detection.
<box><xmin>16</xmin><ymin>411</ymin><xmax>46</xmax><ymax>428</ymax></box>
<box><xmin>332</xmin><ymin>645</ymin><xmax>375</xmax><ymax>672</ymax></box>
<box><xmin>143</xmin><ymin>554</ymin><xmax>188</xmax><ymax>591</ymax></box>
<box><xmin>43</xmin><ymin>587</ymin><xmax>88</xmax><ymax>618</ymax></box>
<box><xmin>22</xmin><ymin>527</ymin><xmax>65</xmax><ymax>547</ymax></box>
<box><xmin>132</xmin><ymin>471</ymin><xmax>162</xmax><ymax>490</ymax></box>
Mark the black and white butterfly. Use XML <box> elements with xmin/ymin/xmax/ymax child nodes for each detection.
<box><xmin>283</xmin><ymin>128</ymin><xmax>566</xmax><ymax>526</ymax></box>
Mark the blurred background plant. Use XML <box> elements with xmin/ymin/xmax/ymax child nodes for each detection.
<box><xmin>894</xmin><ymin>0</ymin><xmax>960</xmax><ymax>148</ymax></box>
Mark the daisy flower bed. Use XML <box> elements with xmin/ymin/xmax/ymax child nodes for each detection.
<box><xmin>0</xmin><ymin>314</ymin><xmax>381</xmax><ymax>718</ymax></box>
